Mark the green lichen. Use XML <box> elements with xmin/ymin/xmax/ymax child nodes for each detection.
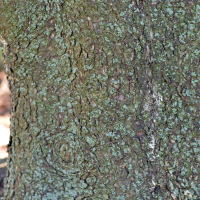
<box><xmin>0</xmin><ymin>0</ymin><xmax>200</xmax><ymax>199</ymax></box>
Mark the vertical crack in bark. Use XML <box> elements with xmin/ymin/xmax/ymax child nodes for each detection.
<box><xmin>145</xmin><ymin>17</ymin><xmax>163</xmax><ymax>193</ymax></box>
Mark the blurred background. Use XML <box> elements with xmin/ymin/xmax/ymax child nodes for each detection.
<box><xmin>0</xmin><ymin>47</ymin><xmax>10</xmax><ymax>197</ymax></box>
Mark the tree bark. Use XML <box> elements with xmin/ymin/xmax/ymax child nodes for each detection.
<box><xmin>0</xmin><ymin>0</ymin><xmax>200</xmax><ymax>199</ymax></box>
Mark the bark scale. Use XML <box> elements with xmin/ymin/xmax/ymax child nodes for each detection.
<box><xmin>0</xmin><ymin>0</ymin><xmax>200</xmax><ymax>199</ymax></box>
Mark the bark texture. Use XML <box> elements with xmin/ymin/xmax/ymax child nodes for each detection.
<box><xmin>0</xmin><ymin>0</ymin><xmax>200</xmax><ymax>199</ymax></box>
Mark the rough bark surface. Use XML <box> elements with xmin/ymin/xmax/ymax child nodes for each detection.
<box><xmin>0</xmin><ymin>0</ymin><xmax>200</xmax><ymax>199</ymax></box>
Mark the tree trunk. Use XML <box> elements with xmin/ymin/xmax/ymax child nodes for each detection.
<box><xmin>0</xmin><ymin>0</ymin><xmax>200</xmax><ymax>199</ymax></box>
